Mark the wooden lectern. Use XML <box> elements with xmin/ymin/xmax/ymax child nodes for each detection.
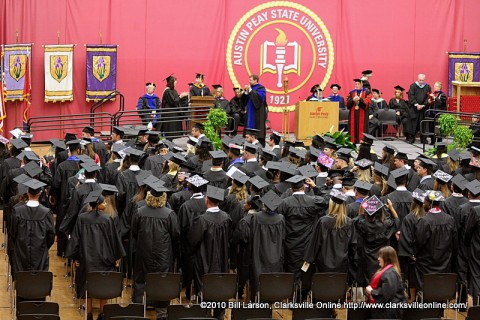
<box><xmin>190</xmin><ymin>96</ymin><xmax>215</xmax><ymax>126</ymax></box>
<box><xmin>451</xmin><ymin>81</ymin><xmax>480</xmax><ymax>112</ymax></box>
<box><xmin>295</xmin><ymin>101</ymin><xmax>339</xmax><ymax>142</ymax></box>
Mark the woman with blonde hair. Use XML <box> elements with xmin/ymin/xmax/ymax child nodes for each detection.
<box><xmin>366</xmin><ymin>246</ymin><xmax>405</xmax><ymax>319</ymax></box>
<box><xmin>160</xmin><ymin>153</ymin><xmax>185</xmax><ymax>190</ymax></box>
<box><xmin>304</xmin><ymin>189</ymin><xmax>356</xmax><ymax>275</ymax></box>
<box><xmin>432</xmin><ymin>170</ymin><xmax>452</xmax><ymax>198</ymax></box>
<box><xmin>373</xmin><ymin>163</ymin><xmax>389</xmax><ymax>196</ymax></box>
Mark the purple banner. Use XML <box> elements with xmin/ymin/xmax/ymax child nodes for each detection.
<box><xmin>1</xmin><ymin>44</ymin><xmax>32</xmax><ymax>101</ymax></box>
<box><xmin>447</xmin><ymin>52</ymin><xmax>480</xmax><ymax>96</ymax></box>
<box><xmin>86</xmin><ymin>44</ymin><xmax>117</xmax><ymax>101</ymax></box>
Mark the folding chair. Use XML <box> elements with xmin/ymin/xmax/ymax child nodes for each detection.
<box><xmin>145</xmin><ymin>273</ymin><xmax>182</xmax><ymax>316</ymax></box>
<box><xmin>14</xmin><ymin>271</ymin><xmax>53</xmax><ymax>316</ymax></box>
<box><xmin>308</xmin><ymin>273</ymin><xmax>348</xmax><ymax>319</ymax></box>
<box><xmin>402</xmin><ymin>307</ymin><xmax>443</xmax><ymax>320</ymax></box>
<box><xmin>419</xmin><ymin>273</ymin><xmax>458</xmax><ymax>320</ymax></box>
<box><xmin>86</xmin><ymin>271</ymin><xmax>124</xmax><ymax>320</ymax></box>
<box><xmin>17</xmin><ymin>301</ymin><xmax>59</xmax><ymax>316</ymax></box>
<box><xmin>257</xmin><ymin>273</ymin><xmax>295</xmax><ymax>303</ymax></box>
<box><xmin>377</xmin><ymin>109</ymin><xmax>399</xmax><ymax>139</ymax></box>
<box><xmin>467</xmin><ymin>305</ymin><xmax>480</xmax><ymax>320</ymax></box>
<box><xmin>200</xmin><ymin>273</ymin><xmax>238</xmax><ymax>302</ymax></box>
<box><xmin>167</xmin><ymin>304</ymin><xmax>206</xmax><ymax>319</ymax></box>
<box><xmin>17</xmin><ymin>315</ymin><xmax>60</xmax><ymax>320</ymax></box>
<box><xmin>231</xmin><ymin>307</ymin><xmax>272</xmax><ymax>320</ymax></box>
<box><xmin>103</xmin><ymin>303</ymin><xmax>144</xmax><ymax>320</ymax></box>
<box><xmin>346</xmin><ymin>307</ymin><xmax>369</xmax><ymax>320</ymax></box>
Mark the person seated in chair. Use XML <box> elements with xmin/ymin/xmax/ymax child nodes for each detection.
<box><xmin>137</xmin><ymin>82</ymin><xmax>160</xmax><ymax>127</ymax></box>
<box><xmin>368</xmin><ymin>89</ymin><xmax>388</xmax><ymax>136</ymax></box>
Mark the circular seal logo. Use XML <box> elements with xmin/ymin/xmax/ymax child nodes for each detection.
<box><xmin>226</xmin><ymin>1</ymin><xmax>334</xmax><ymax>112</ymax></box>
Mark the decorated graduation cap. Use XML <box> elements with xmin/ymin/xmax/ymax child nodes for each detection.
<box><xmin>433</xmin><ymin>170</ymin><xmax>453</xmax><ymax>184</ymax></box>
<box><xmin>360</xmin><ymin>133</ymin><xmax>376</xmax><ymax>146</ymax></box>
<box><xmin>355</xmin><ymin>158</ymin><xmax>374</xmax><ymax>170</ymax></box>
<box><xmin>81</xmin><ymin>162</ymin><xmax>102</xmax><ymax>173</ymax></box>
<box><xmin>310</xmin><ymin>84</ymin><xmax>322</xmax><ymax>93</ymax></box>
<box><xmin>451</xmin><ymin>174</ymin><xmax>468</xmax><ymax>191</ymax></box>
<box><xmin>23</xmin><ymin>178</ymin><xmax>47</xmax><ymax>195</ymax></box>
<box><xmin>362</xmin><ymin>195</ymin><xmax>384</xmax><ymax>215</ymax></box>
<box><xmin>465</xmin><ymin>179</ymin><xmax>480</xmax><ymax>196</ymax></box>
<box><xmin>330</xmin><ymin>188</ymin><xmax>348</xmax><ymax>204</ymax></box>
<box><xmin>186</xmin><ymin>175</ymin><xmax>209</xmax><ymax>188</ymax></box>
<box><xmin>330</xmin><ymin>83</ymin><xmax>341</xmax><ymax>90</ymax></box>
<box><xmin>23</xmin><ymin>161</ymin><xmax>42</xmax><ymax>178</ymax></box>
<box><xmin>0</xmin><ymin>134</ymin><xmax>9</xmax><ymax>145</ymax></box>
<box><xmin>383</xmin><ymin>143</ymin><xmax>397</xmax><ymax>155</ymax></box>
<box><xmin>260</xmin><ymin>190</ymin><xmax>283</xmax><ymax>211</ymax></box>
<box><xmin>391</xmin><ymin>167</ymin><xmax>409</xmax><ymax>179</ymax></box>
<box><xmin>298</xmin><ymin>164</ymin><xmax>318</xmax><ymax>179</ymax></box>
<box><xmin>317</xmin><ymin>153</ymin><xmax>334</xmax><ymax>169</ymax></box>
<box><xmin>424</xmin><ymin>190</ymin><xmax>445</xmax><ymax>202</ymax></box>
<box><xmin>394</xmin><ymin>85</ymin><xmax>405</xmax><ymax>92</ymax></box>
<box><xmin>193</xmin><ymin>122</ymin><xmax>205</xmax><ymax>131</ymax></box>
<box><xmin>244</xmin><ymin>142</ymin><xmax>258</xmax><ymax>155</ymax></box>
<box><xmin>245</xmin><ymin>128</ymin><xmax>260</xmax><ymax>137</ymax></box>
<box><xmin>249</xmin><ymin>175</ymin><xmax>269</xmax><ymax>190</ymax></box>
<box><xmin>286</xmin><ymin>175</ymin><xmax>306</xmax><ymax>189</ymax></box>
<box><xmin>145</xmin><ymin>82</ymin><xmax>156</xmax><ymax>88</ymax></box>
<box><xmin>206</xmin><ymin>185</ymin><xmax>225</xmax><ymax>202</ymax></box>
<box><xmin>374</xmin><ymin>162</ymin><xmax>389</xmax><ymax>177</ymax></box>
<box><xmin>99</xmin><ymin>183</ymin><xmax>119</xmax><ymax>195</ymax></box>
<box><xmin>231</xmin><ymin>171</ymin><xmax>249</xmax><ymax>185</ymax></box>
<box><xmin>354</xmin><ymin>180</ymin><xmax>373</xmax><ymax>194</ymax></box>
<box><xmin>10</xmin><ymin>138</ymin><xmax>28</xmax><ymax>150</ymax></box>
<box><xmin>82</xmin><ymin>126</ymin><xmax>95</xmax><ymax>136</ymax></box>
<box><xmin>395</xmin><ymin>152</ymin><xmax>408</xmax><ymax>161</ymax></box>
<box><xmin>111</xmin><ymin>126</ymin><xmax>125</xmax><ymax>136</ymax></box>
<box><xmin>412</xmin><ymin>188</ymin><xmax>426</xmax><ymax>203</ymax></box>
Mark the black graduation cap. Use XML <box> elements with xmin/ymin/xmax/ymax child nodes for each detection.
<box><xmin>383</xmin><ymin>143</ymin><xmax>397</xmax><ymax>155</ymax></box>
<box><xmin>361</xmin><ymin>133</ymin><xmax>376</xmax><ymax>145</ymax></box>
<box><xmin>23</xmin><ymin>161</ymin><xmax>42</xmax><ymax>177</ymax></box>
<box><xmin>124</xmin><ymin>147</ymin><xmax>145</xmax><ymax>158</ymax></box>
<box><xmin>125</xmin><ymin>139</ymin><xmax>136</xmax><ymax>148</ymax></box>
<box><xmin>111</xmin><ymin>143</ymin><xmax>126</xmax><ymax>156</ymax></box>
<box><xmin>286</xmin><ymin>175</ymin><xmax>306</xmax><ymax>189</ymax></box>
<box><xmin>353</xmin><ymin>78</ymin><xmax>362</xmax><ymax>83</ymax></box>
<box><xmin>145</xmin><ymin>82</ymin><xmax>156</xmax><ymax>88</ymax></box>
<box><xmin>76</xmin><ymin>154</ymin><xmax>96</xmax><ymax>164</ymax></box>
<box><xmin>330</xmin><ymin>84</ymin><xmax>341</xmax><ymax>90</ymax></box>
<box><xmin>295</xmin><ymin>141</ymin><xmax>305</xmax><ymax>148</ymax></box>
<box><xmin>265</xmin><ymin>161</ymin><xmax>282</xmax><ymax>171</ymax></box>
<box><xmin>374</xmin><ymin>162</ymin><xmax>389</xmax><ymax>177</ymax></box>
<box><xmin>233</xmin><ymin>87</ymin><xmax>244</xmax><ymax>92</ymax></box>
<box><xmin>465</xmin><ymin>180</ymin><xmax>480</xmax><ymax>196</ymax></box>
<box><xmin>50</xmin><ymin>139</ymin><xmax>67</xmax><ymax>151</ymax></box>
<box><xmin>309</xmin><ymin>146</ymin><xmax>321</xmax><ymax>159</ymax></box>
<box><xmin>271</xmin><ymin>130</ymin><xmax>283</xmax><ymax>139</ymax></box>
<box><xmin>164</xmin><ymin>73</ymin><xmax>174</xmax><ymax>82</ymax></box>
<box><xmin>64</xmin><ymin>132</ymin><xmax>77</xmax><ymax>142</ymax></box>
<box><xmin>82</xmin><ymin>126</ymin><xmax>95</xmax><ymax>136</ymax></box>
<box><xmin>19</xmin><ymin>150</ymin><xmax>40</xmax><ymax>161</ymax></box>
<box><xmin>193</xmin><ymin>122</ymin><xmax>205</xmax><ymax>131</ymax></box>
<box><xmin>111</xmin><ymin>126</ymin><xmax>125</xmax><ymax>136</ymax></box>
<box><xmin>425</xmin><ymin>190</ymin><xmax>446</xmax><ymax>202</ymax></box>
<box><xmin>336</xmin><ymin>150</ymin><xmax>351</xmax><ymax>162</ymax></box>
<box><xmin>330</xmin><ymin>188</ymin><xmax>348</xmax><ymax>204</ymax></box>
<box><xmin>14</xmin><ymin>175</ymin><xmax>30</xmax><ymax>194</ymax></box>
<box><xmin>206</xmin><ymin>185</ymin><xmax>225</xmax><ymax>202</ymax></box>
<box><xmin>387</xmin><ymin>174</ymin><xmax>397</xmax><ymax>189</ymax></box>
<box><xmin>169</xmin><ymin>153</ymin><xmax>186</xmax><ymax>165</ymax></box>
<box><xmin>342</xmin><ymin>171</ymin><xmax>357</xmax><ymax>187</ymax></box>
<box><xmin>135</xmin><ymin>171</ymin><xmax>153</xmax><ymax>186</ymax></box>
<box><xmin>186</xmin><ymin>175</ymin><xmax>209</xmax><ymax>188</ymax></box>
<box><xmin>195</xmin><ymin>73</ymin><xmax>205</xmax><ymax>79</ymax></box>
<box><xmin>198</xmin><ymin>138</ymin><xmax>213</xmax><ymax>149</ymax></box>
<box><xmin>84</xmin><ymin>189</ymin><xmax>103</xmax><ymax>205</ymax></box>
<box><xmin>395</xmin><ymin>152</ymin><xmax>408</xmax><ymax>161</ymax></box>
<box><xmin>310</xmin><ymin>84</ymin><xmax>322</xmax><ymax>93</ymax></box>
<box><xmin>260</xmin><ymin>190</ymin><xmax>283</xmax><ymax>211</ymax></box>
<box><xmin>260</xmin><ymin>148</ymin><xmax>277</xmax><ymax>161</ymax></box>
<box><xmin>391</xmin><ymin>167</ymin><xmax>409</xmax><ymax>179</ymax></box>
<box><xmin>212</xmin><ymin>84</ymin><xmax>222</xmax><ymax>90</ymax></box>
<box><xmin>10</xmin><ymin>138</ymin><xmax>28</xmax><ymax>150</ymax></box>
<box><xmin>209</xmin><ymin>150</ymin><xmax>227</xmax><ymax>159</ymax></box>
<box><xmin>459</xmin><ymin>152</ymin><xmax>471</xmax><ymax>163</ymax></box>
<box><xmin>221</xmin><ymin>135</ymin><xmax>232</xmax><ymax>147</ymax></box>
<box><xmin>279</xmin><ymin>162</ymin><xmax>298</xmax><ymax>176</ymax></box>
<box><xmin>138</xmin><ymin>128</ymin><xmax>148</xmax><ymax>136</ymax></box>
<box><xmin>156</xmin><ymin>140</ymin><xmax>171</xmax><ymax>150</ymax></box>
<box><xmin>99</xmin><ymin>183</ymin><xmax>119</xmax><ymax>195</ymax></box>
<box><xmin>412</xmin><ymin>188</ymin><xmax>426</xmax><ymax>203</ymax></box>
<box><xmin>14</xmin><ymin>173</ymin><xmax>31</xmax><ymax>184</ymax></box>
<box><xmin>66</xmin><ymin>139</ymin><xmax>82</xmax><ymax>150</ymax></box>
<box><xmin>22</xmin><ymin>178</ymin><xmax>47</xmax><ymax>194</ymax></box>
<box><xmin>355</xmin><ymin>158</ymin><xmax>374</xmax><ymax>170</ymax></box>
<box><xmin>433</xmin><ymin>170</ymin><xmax>453</xmax><ymax>184</ymax></box>
<box><xmin>298</xmin><ymin>164</ymin><xmax>318</xmax><ymax>178</ymax></box>
<box><xmin>146</xmin><ymin>178</ymin><xmax>170</xmax><ymax>196</ymax></box>
<box><xmin>81</xmin><ymin>162</ymin><xmax>102</xmax><ymax>173</ymax></box>
<box><xmin>418</xmin><ymin>158</ymin><xmax>436</xmax><ymax>170</ymax></box>
<box><xmin>323</xmin><ymin>137</ymin><xmax>338</xmax><ymax>150</ymax></box>
<box><xmin>361</xmin><ymin>70</ymin><xmax>373</xmax><ymax>75</ymax></box>
<box><xmin>371</xmin><ymin>88</ymin><xmax>380</xmax><ymax>94</ymax></box>
<box><xmin>231</xmin><ymin>171</ymin><xmax>249</xmax><ymax>185</ymax></box>
<box><xmin>451</xmin><ymin>174</ymin><xmax>468</xmax><ymax>191</ymax></box>
<box><xmin>327</xmin><ymin>169</ymin><xmax>346</xmax><ymax>178</ymax></box>
<box><xmin>249</xmin><ymin>176</ymin><xmax>269</xmax><ymax>190</ymax></box>
<box><xmin>231</xmin><ymin>134</ymin><xmax>245</xmax><ymax>146</ymax></box>
<box><xmin>244</xmin><ymin>142</ymin><xmax>258</xmax><ymax>154</ymax></box>
<box><xmin>394</xmin><ymin>85</ymin><xmax>405</xmax><ymax>92</ymax></box>
<box><xmin>245</xmin><ymin>128</ymin><xmax>260</xmax><ymax>137</ymax></box>
<box><xmin>447</xmin><ymin>148</ymin><xmax>460</xmax><ymax>161</ymax></box>
<box><xmin>362</xmin><ymin>195</ymin><xmax>384</xmax><ymax>216</ymax></box>
<box><xmin>187</xmin><ymin>136</ymin><xmax>199</xmax><ymax>147</ymax></box>
<box><xmin>354</xmin><ymin>180</ymin><xmax>373</xmax><ymax>192</ymax></box>
<box><xmin>228</xmin><ymin>143</ymin><xmax>242</xmax><ymax>155</ymax></box>
<box><xmin>435</xmin><ymin>142</ymin><xmax>447</xmax><ymax>153</ymax></box>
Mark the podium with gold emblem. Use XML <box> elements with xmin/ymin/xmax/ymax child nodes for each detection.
<box><xmin>295</xmin><ymin>101</ymin><xmax>339</xmax><ymax>142</ymax></box>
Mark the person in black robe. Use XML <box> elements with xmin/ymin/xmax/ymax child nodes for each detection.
<box><xmin>143</xmin><ymin>141</ymin><xmax>168</xmax><ymax>178</ymax></box>
<box><xmin>368</xmin><ymin>89</ymin><xmax>388</xmax><ymax>136</ymax></box>
<box><xmin>116</xmin><ymin>148</ymin><xmax>145</xmax><ymax>220</ymax></box>
<box><xmin>189</xmin><ymin>73</ymin><xmax>211</xmax><ymax>97</ymax></box>
<box><xmin>276</xmin><ymin>175</ymin><xmax>329</xmax><ymax>285</ymax></box>
<box><xmin>347</xmin><ymin>79</ymin><xmax>371</xmax><ymax>144</ymax></box>
<box><xmin>366</xmin><ymin>246</ymin><xmax>405</xmax><ymax>319</ymax></box>
<box><xmin>388</xmin><ymin>85</ymin><xmax>409</xmax><ymax>137</ymax></box>
<box><xmin>229</xmin><ymin>87</ymin><xmax>248</xmax><ymax>131</ymax></box>
<box><xmin>244</xmin><ymin>75</ymin><xmax>268</xmax><ymax>146</ymax></box>
<box><xmin>465</xmin><ymin>201</ymin><xmax>480</xmax><ymax>306</ymax></box>
<box><xmin>406</xmin><ymin>74</ymin><xmax>432</xmax><ymax>143</ymax></box>
<box><xmin>186</xmin><ymin>138</ymin><xmax>213</xmax><ymax>174</ymax></box>
<box><xmin>65</xmin><ymin>190</ymin><xmax>125</xmax><ymax>320</ymax></box>
<box><xmin>10</xmin><ymin>179</ymin><xmax>55</xmax><ymax>276</ymax></box>
<box><xmin>52</xmin><ymin>140</ymin><xmax>82</xmax><ymax>257</ymax></box>
<box><xmin>241</xmin><ymin>143</ymin><xmax>262</xmax><ymax>177</ymax></box>
<box><xmin>131</xmin><ymin>180</ymin><xmax>179</xmax><ymax>318</ymax></box>
<box><xmin>82</xmin><ymin>126</ymin><xmax>108</xmax><ymax>167</ymax></box>
<box><xmin>347</xmin><ymin>181</ymin><xmax>372</xmax><ymax>219</ymax></box>
<box><xmin>304</xmin><ymin>189</ymin><xmax>356</xmax><ymax>283</ymax></box>
<box><xmin>188</xmin><ymin>185</ymin><xmax>231</xmax><ymax>319</ymax></box>
<box><xmin>203</xmin><ymin>151</ymin><xmax>228</xmax><ymax>188</ymax></box>
<box><xmin>415</xmin><ymin>191</ymin><xmax>456</xmax><ymax>291</ymax></box>
<box><xmin>416</xmin><ymin>158</ymin><xmax>435</xmax><ymax>191</ymax></box>
<box><xmin>427</xmin><ymin>81</ymin><xmax>447</xmax><ymax>144</ymax></box>
<box><xmin>0</xmin><ymin>139</ymin><xmax>24</xmax><ymax>195</ymax></box>
<box><xmin>102</xmin><ymin>145</ymin><xmax>123</xmax><ymax>185</ymax></box>
<box><xmin>160</xmin><ymin>75</ymin><xmax>189</xmax><ymax>140</ymax></box>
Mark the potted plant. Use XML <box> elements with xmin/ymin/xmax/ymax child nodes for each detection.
<box><xmin>204</xmin><ymin>107</ymin><xmax>228</xmax><ymax>150</ymax></box>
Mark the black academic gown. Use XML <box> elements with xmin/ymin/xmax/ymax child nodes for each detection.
<box><xmin>354</xmin><ymin>214</ymin><xmax>400</xmax><ymax>286</ymax></box>
<box><xmin>398</xmin><ymin>213</ymin><xmax>419</xmax><ymax>288</ymax></box>
<box><xmin>369</xmin><ymin>267</ymin><xmax>405</xmax><ymax>319</ymax></box>
<box><xmin>276</xmin><ymin>193</ymin><xmax>328</xmax><ymax>280</ymax></box>
<box><xmin>102</xmin><ymin>161</ymin><xmax>120</xmax><ymax>185</ymax></box>
<box><xmin>465</xmin><ymin>204</ymin><xmax>480</xmax><ymax>303</ymax></box>
<box><xmin>65</xmin><ymin>210</ymin><xmax>125</xmax><ymax>298</ymax></box>
<box><xmin>417</xmin><ymin>176</ymin><xmax>433</xmax><ymax>191</ymax></box>
<box><xmin>407</xmin><ymin>82</ymin><xmax>432</xmax><ymax>138</ymax></box>
<box><xmin>347</xmin><ymin>200</ymin><xmax>362</xmax><ymax>219</ymax></box>
<box><xmin>415</xmin><ymin>209</ymin><xmax>456</xmax><ymax>290</ymax></box>
<box><xmin>241</xmin><ymin>160</ymin><xmax>262</xmax><ymax>178</ymax></box>
<box><xmin>406</xmin><ymin>168</ymin><xmax>420</xmax><ymax>192</ymax></box>
<box><xmin>203</xmin><ymin>169</ymin><xmax>228</xmax><ymax>188</ymax></box>
<box><xmin>442</xmin><ymin>194</ymin><xmax>469</xmax><ymax>217</ymax></box>
<box><xmin>459</xmin><ymin>201</ymin><xmax>480</xmax><ymax>297</ymax></box>
<box><xmin>143</xmin><ymin>155</ymin><xmax>166</xmax><ymax>178</ymax></box>
<box><xmin>10</xmin><ymin>203</ymin><xmax>55</xmax><ymax>276</ymax></box>
<box><xmin>168</xmin><ymin>189</ymin><xmax>192</xmax><ymax>214</ymax></box>
<box><xmin>116</xmin><ymin>168</ymin><xmax>143</xmax><ymax>219</ymax></box>
<box><xmin>93</xmin><ymin>140</ymin><xmax>108</xmax><ymax>167</ymax></box>
<box><xmin>161</xmin><ymin>88</ymin><xmax>186</xmax><ymax>140</ymax></box>
<box><xmin>0</xmin><ymin>166</ymin><xmax>26</xmax><ymax>206</ymax></box>
<box><xmin>188</xmin><ymin>208</ymin><xmax>232</xmax><ymax>291</ymax></box>
<box><xmin>131</xmin><ymin>205</ymin><xmax>180</xmax><ymax>303</ymax></box>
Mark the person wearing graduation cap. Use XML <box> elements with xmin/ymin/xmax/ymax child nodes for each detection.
<box><xmin>161</xmin><ymin>74</ymin><xmax>189</xmax><ymax>140</ymax></box>
<box><xmin>432</xmin><ymin>169</ymin><xmax>452</xmax><ymax>197</ymax></box>
<box><xmin>415</xmin><ymin>190</ymin><xmax>456</xmax><ymax>292</ymax></box>
<box><xmin>416</xmin><ymin>157</ymin><xmax>435</xmax><ymax>191</ymax></box>
<box><xmin>407</xmin><ymin>74</ymin><xmax>432</xmax><ymax>144</ymax></box>
<box><xmin>0</xmin><ymin>139</ymin><xmax>26</xmax><ymax>197</ymax></box>
<box><xmin>381</xmin><ymin>144</ymin><xmax>397</xmax><ymax>171</ymax></box>
<box><xmin>110</xmin><ymin>126</ymin><xmax>125</xmax><ymax>145</ymax></box>
<box><xmin>368</xmin><ymin>89</ymin><xmax>387</xmax><ymax>136</ymax></box>
<box><xmin>276</xmin><ymin>174</ymin><xmax>329</xmax><ymax>283</ymax></box>
<box><xmin>227</xmin><ymin>142</ymin><xmax>244</xmax><ymax>170</ymax></box>
<box><xmin>186</xmin><ymin>138</ymin><xmax>213</xmax><ymax>174</ymax></box>
<box><xmin>327</xmin><ymin>83</ymin><xmax>345</xmax><ymax>109</ymax></box>
<box><xmin>360</xmin><ymin>69</ymin><xmax>373</xmax><ymax>92</ymax></box>
<box><xmin>189</xmin><ymin>73</ymin><xmax>211</xmax><ymax>97</ymax></box>
<box><xmin>189</xmin><ymin>185</ymin><xmax>232</xmax><ymax>317</ymax></box>
<box><xmin>241</xmin><ymin>142</ymin><xmax>261</xmax><ymax>177</ymax></box>
<box><xmin>0</xmin><ymin>134</ymin><xmax>10</xmax><ymax>163</ymax></box>
<box><xmin>244</xmin><ymin>74</ymin><xmax>268</xmax><ymax>146</ymax></box>
<box><xmin>116</xmin><ymin>147</ymin><xmax>145</xmax><ymax>220</ymax></box>
<box><xmin>356</xmin><ymin>133</ymin><xmax>378</xmax><ymax>163</ymax></box>
<box><xmin>137</xmin><ymin>82</ymin><xmax>161</xmax><ymax>127</ymax></box>
<box><xmin>131</xmin><ymin>179</ymin><xmax>179</xmax><ymax>316</ymax></box>
<box><xmin>82</xmin><ymin>126</ymin><xmax>108</xmax><ymax>167</ymax></box>
<box><xmin>160</xmin><ymin>153</ymin><xmax>186</xmax><ymax>190</ymax></box>
<box><xmin>465</xmin><ymin>182</ymin><xmax>480</xmax><ymax>306</ymax></box>
<box><xmin>306</xmin><ymin>84</ymin><xmax>329</xmax><ymax>102</ymax></box>
<box><xmin>203</xmin><ymin>151</ymin><xmax>228</xmax><ymax>188</ymax></box>
<box><xmin>212</xmin><ymin>84</ymin><xmax>230</xmax><ymax>110</ymax></box>
<box><xmin>65</xmin><ymin>189</ymin><xmax>125</xmax><ymax>320</ymax></box>
<box><xmin>388</xmin><ymin>85</ymin><xmax>409</xmax><ymax>138</ymax></box>
<box><xmin>229</xmin><ymin>87</ymin><xmax>248</xmax><ymax>129</ymax></box>
<box><xmin>382</xmin><ymin>168</ymin><xmax>413</xmax><ymax>224</ymax></box>
<box><xmin>427</xmin><ymin>81</ymin><xmax>447</xmax><ymax>145</ymax></box>
<box><xmin>10</xmin><ymin>178</ymin><xmax>55</xmax><ymax>276</ymax></box>
<box><xmin>244</xmin><ymin>128</ymin><xmax>261</xmax><ymax>146</ymax></box>
<box><xmin>190</xmin><ymin>122</ymin><xmax>205</xmax><ymax>141</ymax></box>
<box><xmin>346</xmin><ymin>180</ymin><xmax>373</xmax><ymax>218</ymax></box>
<box><xmin>267</xmin><ymin>131</ymin><xmax>282</xmax><ymax>159</ymax></box>
<box><xmin>347</xmin><ymin>79</ymin><xmax>372</xmax><ymax>144</ymax></box>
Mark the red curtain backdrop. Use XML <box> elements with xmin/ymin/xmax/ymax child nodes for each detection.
<box><xmin>1</xmin><ymin>0</ymin><xmax>479</xmax><ymax>140</ymax></box>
